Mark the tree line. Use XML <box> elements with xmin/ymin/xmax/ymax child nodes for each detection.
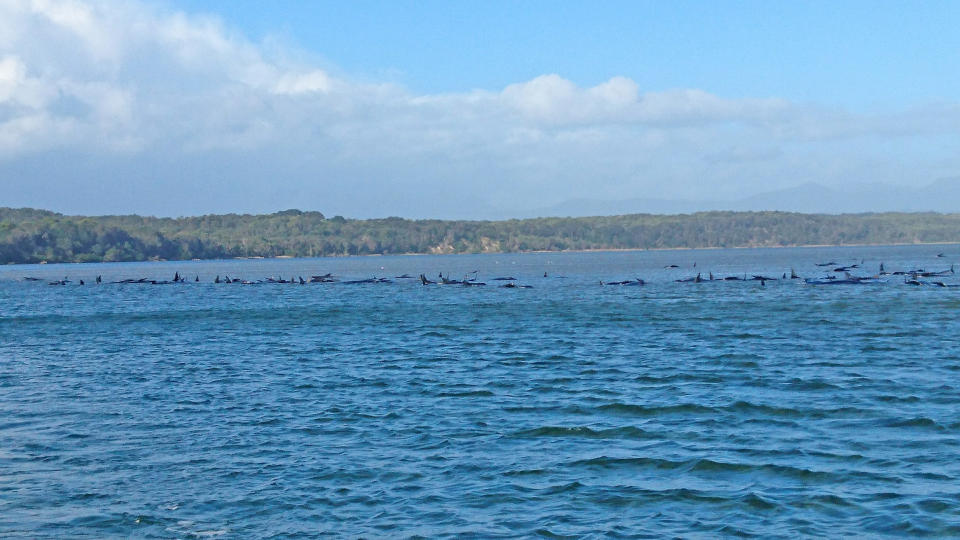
<box><xmin>2</xmin><ymin>207</ymin><xmax>960</xmax><ymax>264</ymax></box>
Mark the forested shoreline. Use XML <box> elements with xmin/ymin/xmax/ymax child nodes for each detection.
<box><xmin>2</xmin><ymin>207</ymin><xmax>960</xmax><ymax>264</ymax></box>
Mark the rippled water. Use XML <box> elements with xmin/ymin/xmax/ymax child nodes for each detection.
<box><xmin>3</xmin><ymin>245</ymin><xmax>960</xmax><ymax>537</ymax></box>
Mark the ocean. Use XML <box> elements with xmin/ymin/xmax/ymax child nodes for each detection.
<box><xmin>3</xmin><ymin>244</ymin><xmax>960</xmax><ymax>537</ymax></box>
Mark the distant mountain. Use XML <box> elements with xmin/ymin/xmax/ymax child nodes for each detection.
<box><xmin>733</xmin><ymin>178</ymin><xmax>960</xmax><ymax>214</ymax></box>
<box><xmin>527</xmin><ymin>178</ymin><xmax>960</xmax><ymax>217</ymax></box>
<box><xmin>519</xmin><ymin>197</ymin><xmax>711</xmax><ymax>218</ymax></box>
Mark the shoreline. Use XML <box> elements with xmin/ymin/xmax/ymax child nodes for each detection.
<box><xmin>4</xmin><ymin>240</ymin><xmax>959</xmax><ymax>267</ymax></box>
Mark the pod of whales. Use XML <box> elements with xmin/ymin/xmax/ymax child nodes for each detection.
<box><xmin>15</xmin><ymin>256</ymin><xmax>960</xmax><ymax>291</ymax></box>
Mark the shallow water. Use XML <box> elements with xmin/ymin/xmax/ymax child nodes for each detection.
<box><xmin>3</xmin><ymin>245</ymin><xmax>960</xmax><ymax>537</ymax></box>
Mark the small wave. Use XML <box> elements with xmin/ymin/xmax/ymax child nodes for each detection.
<box><xmin>509</xmin><ymin>426</ymin><xmax>653</xmax><ymax>440</ymax></box>
<box><xmin>595</xmin><ymin>402</ymin><xmax>717</xmax><ymax>416</ymax></box>
<box><xmin>593</xmin><ymin>486</ymin><xmax>729</xmax><ymax>506</ymax></box>
<box><xmin>861</xmin><ymin>345</ymin><xmax>899</xmax><ymax>352</ymax></box>
<box><xmin>787</xmin><ymin>377</ymin><xmax>841</xmax><ymax>391</ymax></box>
<box><xmin>730</xmin><ymin>332</ymin><xmax>764</xmax><ymax>339</ymax></box>
<box><xmin>727</xmin><ymin>400</ymin><xmax>868</xmax><ymax>419</ymax></box>
<box><xmin>541</xmin><ymin>481</ymin><xmax>584</xmax><ymax>495</ymax></box>
<box><xmin>884</xmin><ymin>417</ymin><xmax>948</xmax><ymax>431</ymax></box>
<box><xmin>568</xmin><ymin>455</ymin><xmax>837</xmax><ymax>481</ymax></box>
<box><xmin>533</xmin><ymin>529</ymin><xmax>579</xmax><ymax>539</ymax></box>
<box><xmin>69</xmin><ymin>492</ymin><xmax>110</xmax><ymax>501</ymax></box>
<box><xmin>914</xmin><ymin>497</ymin><xmax>957</xmax><ymax>514</ymax></box>
<box><xmin>437</xmin><ymin>390</ymin><xmax>494</xmax><ymax>397</ymax></box>
<box><xmin>876</xmin><ymin>394</ymin><xmax>921</xmax><ymax>403</ymax></box>
<box><xmin>727</xmin><ymin>401</ymin><xmax>807</xmax><ymax>417</ymax></box>
<box><xmin>568</xmin><ymin>455</ymin><xmax>686</xmax><ymax>470</ymax></box>
<box><xmin>805</xmin><ymin>494</ymin><xmax>858</xmax><ymax>508</ymax></box>
<box><xmin>503</xmin><ymin>468</ymin><xmax>549</xmax><ymax>477</ymax></box>
<box><xmin>690</xmin><ymin>458</ymin><xmax>834</xmax><ymax>481</ymax></box>
<box><xmin>501</xmin><ymin>405</ymin><xmax>593</xmax><ymax>415</ymax></box>
<box><xmin>0</xmin><ymin>420</ymin><xmax>36</xmax><ymax>431</ymax></box>
<box><xmin>739</xmin><ymin>492</ymin><xmax>778</xmax><ymax>510</ymax></box>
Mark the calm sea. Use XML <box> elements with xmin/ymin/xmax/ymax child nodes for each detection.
<box><xmin>3</xmin><ymin>245</ymin><xmax>960</xmax><ymax>538</ymax></box>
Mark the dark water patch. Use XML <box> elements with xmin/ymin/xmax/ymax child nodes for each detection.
<box><xmin>884</xmin><ymin>417</ymin><xmax>949</xmax><ymax>431</ymax></box>
<box><xmin>591</xmin><ymin>486</ymin><xmax>730</xmax><ymax>506</ymax></box>
<box><xmin>786</xmin><ymin>378</ymin><xmax>841</xmax><ymax>391</ymax></box>
<box><xmin>876</xmin><ymin>394</ymin><xmax>921</xmax><ymax>403</ymax></box>
<box><xmin>738</xmin><ymin>492</ymin><xmax>779</xmax><ymax>511</ymax></box>
<box><xmin>438</xmin><ymin>390</ymin><xmax>495</xmax><ymax>398</ymax></box>
<box><xmin>532</xmin><ymin>529</ymin><xmax>580</xmax><ymax>539</ymax></box>
<box><xmin>726</xmin><ymin>401</ymin><xmax>870</xmax><ymax>420</ymax></box>
<box><xmin>503</xmin><ymin>468</ymin><xmax>550</xmax><ymax>477</ymax></box>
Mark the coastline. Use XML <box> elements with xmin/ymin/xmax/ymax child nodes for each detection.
<box><xmin>5</xmin><ymin>240</ymin><xmax>959</xmax><ymax>266</ymax></box>
<box><xmin>6</xmin><ymin>208</ymin><xmax>960</xmax><ymax>266</ymax></box>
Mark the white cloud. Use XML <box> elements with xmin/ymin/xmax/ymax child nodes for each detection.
<box><xmin>0</xmin><ymin>55</ymin><xmax>54</xmax><ymax>109</ymax></box>
<box><xmin>274</xmin><ymin>70</ymin><xmax>334</xmax><ymax>95</ymax></box>
<box><xmin>0</xmin><ymin>0</ymin><xmax>958</xmax><ymax>218</ymax></box>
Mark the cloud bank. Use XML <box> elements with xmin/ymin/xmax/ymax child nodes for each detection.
<box><xmin>1</xmin><ymin>0</ymin><xmax>959</xmax><ymax>218</ymax></box>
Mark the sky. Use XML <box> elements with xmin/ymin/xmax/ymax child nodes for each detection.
<box><xmin>1</xmin><ymin>0</ymin><xmax>959</xmax><ymax>219</ymax></box>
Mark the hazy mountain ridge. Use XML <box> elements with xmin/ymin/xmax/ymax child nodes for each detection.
<box><xmin>527</xmin><ymin>178</ymin><xmax>960</xmax><ymax>218</ymax></box>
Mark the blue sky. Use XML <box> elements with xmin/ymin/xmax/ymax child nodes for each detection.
<box><xmin>1</xmin><ymin>0</ymin><xmax>959</xmax><ymax>218</ymax></box>
<box><xmin>168</xmin><ymin>0</ymin><xmax>960</xmax><ymax>108</ymax></box>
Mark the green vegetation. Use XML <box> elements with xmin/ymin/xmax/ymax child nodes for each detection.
<box><xmin>2</xmin><ymin>207</ymin><xmax>960</xmax><ymax>264</ymax></box>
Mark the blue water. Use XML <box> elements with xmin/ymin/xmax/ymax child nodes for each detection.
<box><xmin>3</xmin><ymin>245</ymin><xmax>960</xmax><ymax>537</ymax></box>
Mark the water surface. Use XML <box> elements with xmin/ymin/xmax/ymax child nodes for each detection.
<box><xmin>3</xmin><ymin>245</ymin><xmax>960</xmax><ymax>537</ymax></box>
